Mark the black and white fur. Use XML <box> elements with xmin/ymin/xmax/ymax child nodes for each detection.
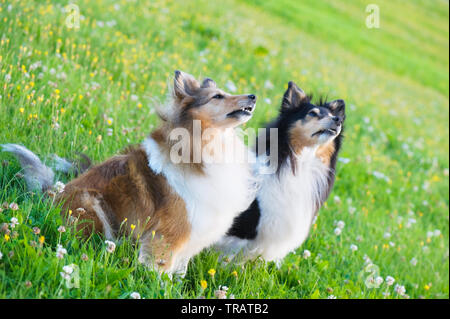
<box><xmin>216</xmin><ymin>82</ymin><xmax>345</xmax><ymax>264</ymax></box>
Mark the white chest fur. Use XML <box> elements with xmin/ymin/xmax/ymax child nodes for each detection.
<box><xmin>142</xmin><ymin>132</ymin><xmax>255</xmax><ymax>271</ymax></box>
<box><xmin>250</xmin><ymin>146</ymin><xmax>330</xmax><ymax>261</ymax></box>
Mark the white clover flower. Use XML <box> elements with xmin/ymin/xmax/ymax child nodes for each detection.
<box><xmin>130</xmin><ymin>292</ymin><xmax>141</xmax><ymax>299</ymax></box>
<box><xmin>56</xmin><ymin>244</ymin><xmax>67</xmax><ymax>259</ymax></box>
<box><xmin>334</xmin><ymin>228</ymin><xmax>342</xmax><ymax>236</ymax></box>
<box><xmin>406</xmin><ymin>218</ymin><xmax>416</xmax><ymax>228</ymax></box>
<box><xmin>264</xmin><ymin>98</ymin><xmax>272</xmax><ymax>105</ymax></box>
<box><xmin>225</xmin><ymin>80</ymin><xmax>237</xmax><ymax>93</ymax></box>
<box><xmin>434</xmin><ymin>229</ymin><xmax>441</xmax><ymax>237</ymax></box>
<box><xmin>10</xmin><ymin>217</ymin><xmax>19</xmax><ymax>228</ymax></box>
<box><xmin>327</xmin><ymin>295</ymin><xmax>337</xmax><ymax>299</ymax></box>
<box><xmin>302</xmin><ymin>250</ymin><xmax>311</xmax><ymax>259</ymax></box>
<box><xmin>0</xmin><ymin>251</ymin><xmax>3</xmax><ymax>260</ymax></box>
<box><xmin>334</xmin><ymin>196</ymin><xmax>341</xmax><ymax>204</ymax></box>
<box><xmin>350</xmin><ymin>244</ymin><xmax>358</xmax><ymax>252</ymax></box>
<box><xmin>214</xmin><ymin>289</ymin><xmax>227</xmax><ymax>299</ymax></box>
<box><xmin>426</xmin><ymin>231</ymin><xmax>434</xmax><ymax>238</ymax></box>
<box><xmin>410</xmin><ymin>257</ymin><xmax>418</xmax><ymax>266</ymax></box>
<box><xmin>105</xmin><ymin>240</ymin><xmax>116</xmax><ymax>253</ymax></box>
<box><xmin>348</xmin><ymin>206</ymin><xmax>356</xmax><ymax>214</ymax></box>
<box><xmin>385</xmin><ymin>276</ymin><xmax>395</xmax><ymax>286</ymax></box>
<box><xmin>57</xmin><ymin>226</ymin><xmax>66</xmax><ymax>233</ymax></box>
<box><xmin>394</xmin><ymin>284</ymin><xmax>406</xmax><ymax>296</ymax></box>
<box><xmin>62</xmin><ymin>265</ymin><xmax>74</xmax><ymax>275</ymax></box>
<box><xmin>264</xmin><ymin>80</ymin><xmax>274</xmax><ymax>90</ymax></box>
<box><xmin>4</xmin><ymin>74</ymin><xmax>11</xmax><ymax>83</ymax></box>
<box><xmin>336</xmin><ymin>221</ymin><xmax>345</xmax><ymax>229</ymax></box>
<box><xmin>383</xmin><ymin>232</ymin><xmax>391</xmax><ymax>239</ymax></box>
<box><xmin>9</xmin><ymin>203</ymin><xmax>19</xmax><ymax>211</ymax></box>
<box><xmin>130</xmin><ymin>94</ymin><xmax>139</xmax><ymax>102</ymax></box>
<box><xmin>60</xmin><ymin>271</ymin><xmax>70</xmax><ymax>280</ymax></box>
<box><xmin>375</xmin><ymin>276</ymin><xmax>384</xmax><ymax>286</ymax></box>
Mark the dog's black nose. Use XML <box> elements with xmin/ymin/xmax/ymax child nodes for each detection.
<box><xmin>248</xmin><ymin>94</ymin><xmax>256</xmax><ymax>101</ymax></box>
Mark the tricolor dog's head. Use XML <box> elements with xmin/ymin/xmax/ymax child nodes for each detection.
<box><xmin>171</xmin><ymin>70</ymin><xmax>257</xmax><ymax>129</ymax></box>
<box><xmin>279</xmin><ymin>81</ymin><xmax>345</xmax><ymax>150</ymax></box>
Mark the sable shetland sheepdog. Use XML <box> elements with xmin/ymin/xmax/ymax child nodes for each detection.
<box><xmin>2</xmin><ymin>70</ymin><xmax>257</xmax><ymax>276</ymax></box>
<box><xmin>216</xmin><ymin>81</ymin><xmax>345</xmax><ymax>264</ymax></box>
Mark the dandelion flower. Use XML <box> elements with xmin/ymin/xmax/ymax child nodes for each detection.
<box><xmin>105</xmin><ymin>240</ymin><xmax>116</xmax><ymax>253</ymax></box>
<box><xmin>54</xmin><ymin>181</ymin><xmax>65</xmax><ymax>193</ymax></box>
<box><xmin>208</xmin><ymin>268</ymin><xmax>216</xmax><ymax>277</ymax></box>
<box><xmin>231</xmin><ymin>270</ymin><xmax>238</xmax><ymax>278</ymax></box>
<box><xmin>200</xmin><ymin>280</ymin><xmax>207</xmax><ymax>290</ymax></box>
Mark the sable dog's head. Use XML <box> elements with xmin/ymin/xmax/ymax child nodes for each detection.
<box><xmin>170</xmin><ymin>70</ymin><xmax>257</xmax><ymax>129</ymax></box>
<box><xmin>279</xmin><ymin>81</ymin><xmax>345</xmax><ymax>149</ymax></box>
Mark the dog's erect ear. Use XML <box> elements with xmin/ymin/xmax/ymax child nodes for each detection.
<box><xmin>173</xmin><ymin>70</ymin><xmax>200</xmax><ymax>100</ymax></box>
<box><xmin>328</xmin><ymin>99</ymin><xmax>345</xmax><ymax>118</ymax></box>
<box><xmin>201</xmin><ymin>78</ymin><xmax>217</xmax><ymax>89</ymax></box>
<box><xmin>281</xmin><ymin>81</ymin><xmax>309</xmax><ymax>110</ymax></box>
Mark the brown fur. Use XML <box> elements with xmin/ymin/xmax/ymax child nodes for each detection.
<box><xmin>316</xmin><ymin>140</ymin><xmax>336</xmax><ymax>166</ymax></box>
<box><xmin>54</xmin><ymin>71</ymin><xmax>256</xmax><ymax>273</ymax></box>
<box><xmin>56</xmin><ymin>146</ymin><xmax>191</xmax><ymax>271</ymax></box>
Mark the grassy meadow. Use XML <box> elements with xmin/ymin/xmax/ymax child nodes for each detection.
<box><xmin>0</xmin><ymin>0</ymin><xmax>448</xmax><ymax>299</ymax></box>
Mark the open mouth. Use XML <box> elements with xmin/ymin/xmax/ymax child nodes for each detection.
<box><xmin>227</xmin><ymin>106</ymin><xmax>255</xmax><ymax>118</ymax></box>
<box><xmin>312</xmin><ymin>128</ymin><xmax>337</xmax><ymax>137</ymax></box>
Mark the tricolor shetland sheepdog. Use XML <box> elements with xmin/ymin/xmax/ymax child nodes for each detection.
<box><xmin>2</xmin><ymin>70</ymin><xmax>257</xmax><ymax>276</ymax></box>
<box><xmin>216</xmin><ymin>81</ymin><xmax>345</xmax><ymax>264</ymax></box>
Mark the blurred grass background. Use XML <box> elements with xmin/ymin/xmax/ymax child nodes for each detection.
<box><xmin>0</xmin><ymin>0</ymin><xmax>448</xmax><ymax>298</ymax></box>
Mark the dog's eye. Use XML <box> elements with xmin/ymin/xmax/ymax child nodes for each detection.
<box><xmin>212</xmin><ymin>94</ymin><xmax>224</xmax><ymax>99</ymax></box>
<box><xmin>308</xmin><ymin>111</ymin><xmax>318</xmax><ymax>117</ymax></box>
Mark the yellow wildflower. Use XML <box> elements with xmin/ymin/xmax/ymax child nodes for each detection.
<box><xmin>200</xmin><ymin>280</ymin><xmax>207</xmax><ymax>290</ymax></box>
<box><xmin>208</xmin><ymin>268</ymin><xmax>216</xmax><ymax>277</ymax></box>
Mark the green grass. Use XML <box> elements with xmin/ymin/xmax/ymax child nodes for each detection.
<box><xmin>0</xmin><ymin>0</ymin><xmax>448</xmax><ymax>299</ymax></box>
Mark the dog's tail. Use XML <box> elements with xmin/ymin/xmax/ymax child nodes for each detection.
<box><xmin>1</xmin><ymin>144</ymin><xmax>55</xmax><ymax>192</ymax></box>
<box><xmin>1</xmin><ymin>144</ymin><xmax>92</xmax><ymax>192</ymax></box>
